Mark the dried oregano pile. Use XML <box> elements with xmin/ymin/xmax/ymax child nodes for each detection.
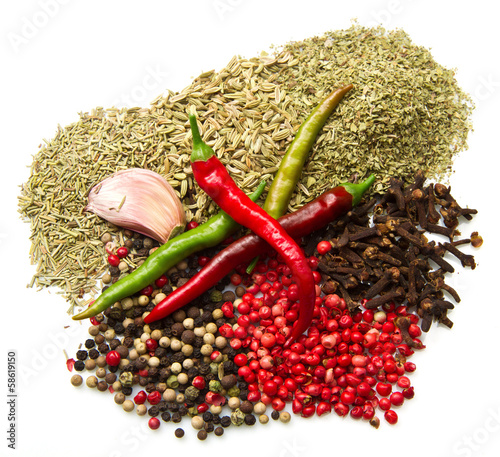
<box><xmin>18</xmin><ymin>23</ymin><xmax>474</xmax><ymax>309</ymax></box>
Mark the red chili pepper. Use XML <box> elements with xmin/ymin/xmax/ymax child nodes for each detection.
<box><xmin>144</xmin><ymin>175</ymin><xmax>375</xmax><ymax>334</ymax></box>
<box><xmin>188</xmin><ymin>115</ymin><xmax>321</xmax><ymax>345</ymax></box>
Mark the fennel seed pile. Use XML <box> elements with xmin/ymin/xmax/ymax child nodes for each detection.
<box><xmin>18</xmin><ymin>23</ymin><xmax>474</xmax><ymax>310</ymax></box>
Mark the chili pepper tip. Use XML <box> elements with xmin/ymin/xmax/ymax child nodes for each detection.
<box><xmin>189</xmin><ymin>114</ymin><xmax>215</xmax><ymax>162</ymax></box>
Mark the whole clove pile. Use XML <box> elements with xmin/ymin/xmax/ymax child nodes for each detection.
<box><xmin>311</xmin><ymin>170</ymin><xmax>481</xmax><ymax>333</ymax></box>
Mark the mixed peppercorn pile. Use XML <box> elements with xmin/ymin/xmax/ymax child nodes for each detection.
<box><xmin>69</xmin><ymin>171</ymin><xmax>481</xmax><ymax>439</ymax></box>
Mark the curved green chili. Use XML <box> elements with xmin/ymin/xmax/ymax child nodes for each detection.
<box><xmin>247</xmin><ymin>84</ymin><xmax>353</xmax><ymax>273</ymax></box>
<box><xmin>263</xmin><ymin>84</ymin><xmax>353</xmax><ymax>218</ymax></box>
<box><xmin>72</xmin><ymin>181</ymin><xmax>266</xmax><ymax>320</ymax></box>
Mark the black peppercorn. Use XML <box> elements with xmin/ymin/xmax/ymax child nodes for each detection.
<box><xmin>171</xmin><ymin>412</ymin><xmax>182</xmax><ymax>423</ymax></box>
<box><xmin>203</xmin><ymin>411</ymin><xmax>213</xmax><ymax>422</ymax></box>
<box><xmin>197</xmin><ymin>430</ymin><xmax>208</xmax><ymax>441</ymax></box>
<box><xmin>122</xmin><ymin>387</ymin><xmax>133</xmax><ymax>396</ymax></box>
<box><xmin>271</xmin><ymin>410</ymin><xmax>280</xmax><ymax>420</ymax></box>
<box><xmin>178</xmin><ymin>405</ymin><xmax>188</xmax><ymax>416</ymax></box>
<box><xmin>161</xmin><ymin>412</ymin><xmax>171</xmax><ymax>422</ymax></box>
<box><xmin>74</xmin><ymin>360</ymin><xmax>85</xmax><ymax>371</ymax></box>
<box><xmin>88</xmin><ymin>348</ymin><xmax>99</xmax><ymax>359</ymax></box>
<box><xmin>97</xmin><ymin>343</ymin><xmax>109</xmax><ymax>354</ymax></box>
<box><xmin>193</xmin><ymin>316</ymin><xmax>204</xmax><ymax>327</ymax></box>
<box><xmin>113</xmin><ymin>322</ymin><xmax>125</xmax><ymax>334</ymax></box>
<box><xmin>158</xmin><ymin>401</ymin><xmax>168</xmax><ymax>412</ymax></box>
<box><xmin>214</xmin><ymin>426</ymin><xmax>224</xmax><ymax>436</ymax></box>
<box><xmin>148</xmin><ymin>406</ymin><xmax>160</xmax><ymax>417</ymax></box>
<box><xmin>174</xmin><ymin>428</ymin><xmax>184</xmax><ymax>438</ymax></box>
<box><xmin>76</xmin><ymin>350</ymin><xmax>88</xmax><ymax>361</ymax></box>
<box><xmin>109</xmin><ymin>339</ymin><xmax>121</xmax><ymax>350</ymax></box>
<box><xmin>220</xmin><ymin>416</ymin><xmax>231</xmax><ymax>427</ymax></box>
<box><xmin>204</xmin><ymin>422</ymin><xmax>215</xmax><ymax>433</ymax></box>
<box><xmin>245</xmin><ymin>414</ymin><xmax>256</xmax><ymax>425</ymax></box>
<box><xmin>181</xmin><ymin>329</ymin><xmax>196</xmax><ymax>345</ymax></box>
<box><xmin>187</xmin><ymin>306</ymin><xmax>201</xmax><ymax>319</ymax></box>
<box><xmin>212</xmin><ymin>414</ymin><xmax>221</xmax><ymax>425</ymax></box>
<box><xmin>84</xmin><ymin>339</ymin><xmax>95</xmax><ymax>349</ymax></box>
<box><xmin>154</xmin><ymin>347</ymin><xmax>167</xmax><ymax>359</ymax></box>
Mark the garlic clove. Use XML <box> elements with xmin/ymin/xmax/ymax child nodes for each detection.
<box><xmin>85</xmin><ymin>168</ymin><xmax>186</xmax><ymax>244</ymax></box>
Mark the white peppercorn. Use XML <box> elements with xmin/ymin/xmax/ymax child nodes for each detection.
<box><xmin>151</xmin><ymin>329</ymin><xmax>163</xmax><ymax>340</ymax></box>
<box><xmin>114</xmin><ymin>392</ymin><xmax>126</xmax><ymax>405</ymax></box>
<box><xmin>170</xmin><ymin>338</ymin><xmax>182</xmax><ymax>352</ymax></box>
<box><xmin>177</xmin><ymin>373</ymin><xmax>189</xmax><ymax>385</ymax></box>
<box><xmin>122</xmin><ymin>400</ymin><xmax>135</xmax><ymax>412</ymax></box>
<box><xmin>136</xmin><ymin>404</ymin><xmax>147</xmax><ymax>416</ymax></box>
<box><xmin>171</xmin><ymin>362</ymin><xmax>182</xmax><ymax>374</ymax></box>
<box><xmin>138</xmin><ymin>295</ymin><xmax>149</xmax><ymax>306</ymax></box>
<box><xmin>200</xmin><ymin>344</ymin><xmax>213</xmax><ymax>356</ymax></box>
<box><xmin>71</xmin><ymin>374</ymin><xmax>83</xmax><ymax>387</ymax></box>
<box><xmin>212</xmin><ymin>309</ymin><xmax>223</xmax><ymax>320</ymax></box>
<box><xmin>183</xmin><ymin>318</ymin><xmax>194</xmax><ymax>330</ymax></box>
<box><xmin>163</xmin><ymin>389</ymin><xmax>176</xmax><ymax>402</ymax></box>
<box><xmin>228</xmin><ymin>397</ymin><xmax>240</xmax><ymax>410</ymax></box>
<box><xmin>203</xmin><ymin>333</ymin><xmax>215</xmax><ymax>345</ymax></box>
<box><xmin>148</xmin><ymin>357</ymin><xmax>160</xmax><ymax>368</ymax></box>
<box><xmin>210</xmin><ymin>405</ymin><xmax>222</xmax><ymax>415</ymax></box>
<box><xmin>86</xmin><ymin>376</ymin><xmax>98</xmax><ymax>388</ymax></box>
<box><xmin>135</xmin><ymin>342</ymin><xmax>147</xmax><ymax>355</ymax></box>
<box><xmin>121</xmin><ymin>299</ymin><xmax>134</xmax><ymax>311</ymax></box>
<box><xmin>191</xmin><ymin>416</ymin><xmax>204</xmax><ymax>430</ymax></box>
<box><xmin>154</xmin><ymin>293</ymin><xmax>167</xmax><ymax>304</ymax></box>
<box><xmin>194</xmin><ymin>327</ymin><xmax>206</xmax><ymax>337</ymax></box>
<box><xmin>215</xmin><ymin>336</ymin><xmax>227</xmax><ymax>349</ymax></box>
<box><xmin>253</xmin><ymin>402</ymin><xmax>267</xmax><ymax>415</ymax></box>
<box><xmin>159</xmin><ymin>336</ymin><xmax>171</xmax><ymax>348</ymax></box>
<box><xmin>205</xmin><ymin>322</ymin><xmax>217</xmax><ymax>334</ymax></box>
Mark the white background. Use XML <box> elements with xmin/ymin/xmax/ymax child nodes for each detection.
<box><xmin>1</xmin><ymin>1</ymin><xmax>500</xmax><ymax>456</ymax></box>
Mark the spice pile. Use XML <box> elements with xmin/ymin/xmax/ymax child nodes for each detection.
<box><xmin>68</xmin><ymin>171</ymin><xmax>480</xmax><ymax>438</ymax></box>
<box><xmin>18</xmin><ymin>23</ymin><xmax>473</xmax><ymax>309</ymax></box>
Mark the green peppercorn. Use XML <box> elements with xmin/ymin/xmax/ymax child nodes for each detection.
<box><xmin>209</xmin><ymin>290</ymin><xmax>223</xmax><ymax>303</ymax></box>
<box><xmin>227</xmin><ymin>386</ymin><xmax>240</xmax><ymax>397</ymax></box>
<box><xmin>230</xmin><ymin>408</ymin><xmax>245</xmax><ymax>426</ymax></box>
<box><xmin>209</xmin><ymin>380</ymin><xmax>222</xmax><ymax>393</ymax></box>
<box><xmin>167</xmin><ymin>375</ymin><xmax>179</xmax><ymax>389</ymax></box>
<box><xmin>119</xmin><ymin>371</ymin><xmax>133</xmax><ymax>387</ymax></box>
<box><xmin>184</xmin><ymin>386</ymin><xmax>200</xmax><ymax>402</ymax></box>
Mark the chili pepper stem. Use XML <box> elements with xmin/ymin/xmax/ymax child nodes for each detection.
<box><xmin>340</xmin><ymin>174</ymin><xmax>376</xmax><ymax>207</ymax></box>
<box><xmin>189</xmin><ymin>115</ymin><xmax>214</xmax><ymax>162</ymax></box>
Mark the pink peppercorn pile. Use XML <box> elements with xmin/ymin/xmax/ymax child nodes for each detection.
<box><xmin>225</xmin><ymin>252</ymin><xmax>424</xmax><ymax>426</ymax></box>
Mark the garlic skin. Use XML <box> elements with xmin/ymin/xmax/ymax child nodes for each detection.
<box><xmin>85</xmin><ymin>168</ymin><xmax>186</xmax><ymax>244</ymax></box>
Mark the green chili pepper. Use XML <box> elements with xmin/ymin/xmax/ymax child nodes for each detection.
<box><xmin>72</xmin><ymin>181</ymin><xmax>266</xmax><ymax>320</ymax></box>
<box><xmin>246</xmin><ymin>84</ymin><xmax>353</xmax><ymax>273</ymax></box>
<box><xmin>263</xmin><ymin>84</ymin><xmax>353</xmax><ymax>218</ymax></box>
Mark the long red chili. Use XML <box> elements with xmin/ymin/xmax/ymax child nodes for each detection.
<box><xmin>187</xmin><ymin>114</ymin><xmax>315</xmax><ymax>345</ymax></box>
<box><xmin>144</xmin><ymin>176</ymin><xmax>375</xmax><ymax>327</ymax></box>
